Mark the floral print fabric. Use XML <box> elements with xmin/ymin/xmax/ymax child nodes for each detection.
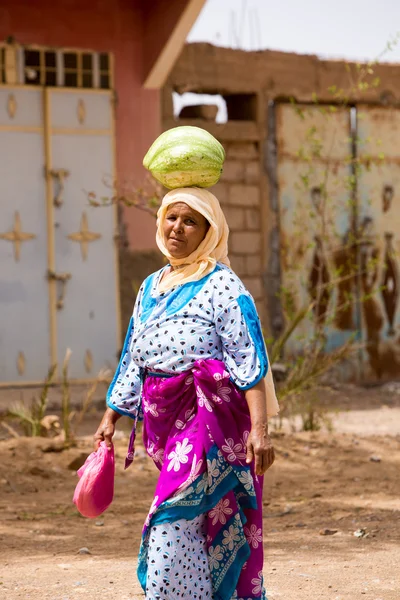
<box><xmin>133</xmin><ymin>359</ymin><xmax>267</xmax><ymax>600</ymax></box>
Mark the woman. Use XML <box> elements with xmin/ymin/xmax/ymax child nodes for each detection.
<box><xmin>94</xmin><ymin>187</ymin><xmax>279</xmax><ymax>600</ymax></box>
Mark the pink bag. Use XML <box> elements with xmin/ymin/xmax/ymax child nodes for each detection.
<box><xmin>73</xmin><ymin>441</ymin><xmax>115</xmax><ymax>518</ymax></box>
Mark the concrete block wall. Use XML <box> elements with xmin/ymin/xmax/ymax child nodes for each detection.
<box><xmin>210</xmin><ymin>140</ymin><xmax>265</xmax><ymax>321</ymax></box>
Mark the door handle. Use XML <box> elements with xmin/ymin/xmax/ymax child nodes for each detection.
<box><xmin>47</xmin><ymin>269</ymin><xmax>71</xmax><ymax>310</ymax></box>
<box><xmin>47</xmin><ymin>168</ymin><xmax>70</xmax><ymax>207</ymax></box>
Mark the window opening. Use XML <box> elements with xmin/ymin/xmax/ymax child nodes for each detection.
<box><xmin>173</xmin><ymin>92</ymin><xmax>227</xmax><ymax>123</ymax></box>
<box><xmin>17</xmin><ymin>45</ymin><xmax>112</xmax><ymax>90</ymax></box>
<box><xmin>82</xmin><ymin>53</ymin><xmax>93</xmax><ymax>88</ymax></box>
<box><xmin>0</xmin><ymin>47</ymin><xmax>6</xmax><ymax>83</ymax></box>
<box><xmin>223</xmin><ymin>94</ymin><xmax>257</xmax><ymax>121</ymax></box>
<box><xmin>99</xmin><ymin>53</ymin><xmax>110</xmax><ymax>89</ymax></box>
<box><xmin>24</xmin><ymin>49</ymin><xmax>41</xmax><ymax>84</ymax></box>
<box><xmin>45</xmin><ymin>51</ymin><xmax>57</xmax><ymax>86</ymax></box>
<box><xmin>63</xmin><ymin>52</ymin><xmax>78</xmax><ymax>87</ymax></box>
<box><xmin>24</xmin><ymin>48</ymin><xmax>57</xmax><ymax>85</ymax></box>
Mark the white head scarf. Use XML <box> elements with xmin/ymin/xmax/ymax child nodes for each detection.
<box><xmin>156</xmin><ymin>187</ymin><xmax>230</xmax><ymax>293</ymax></box>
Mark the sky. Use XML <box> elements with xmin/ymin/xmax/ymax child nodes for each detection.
<box><xmin>174</xmin><ymin>0</ymin><xmax>400</xmax><ymax>121</ymax></box>
<box><xmin>188</xmin><ymin>0</ymin><xmax>400</xmax><ymax>63</ymax></box>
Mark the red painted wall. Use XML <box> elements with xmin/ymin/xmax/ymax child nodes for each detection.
<box><xmin>0</xmin><ymin>0</ymin><xmax>167</xmax><ymax>249</ymax></box>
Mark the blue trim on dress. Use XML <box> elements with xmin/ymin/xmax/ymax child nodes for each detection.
<box><xmin>139</xmin><ymin>273</ymin><xmax>158</xmax><ymax>323</ymax></box>
<box><xmin>106</xmin><ymin>316</ymin><xmax>133</xmax><ymax>401</ymax></box>
<box><xmin>165</xmin><ymin>265</ymin><xmax>221</xmax><ymax>316</ymax></box>
<box><xmin>236</xmin><ymin>294</ymin><xmax>269</xmax><ymax>390</ymax></box>
<box><xmin>146</xmin><ymin>371</ymin><xmax>174</xmax><ymax>378</ymax></box>
<box><xmin>106</xmin><ymin>316</ymin><xmax>137</xmax><ymax>419</ymax></box>
<box><xmin>140</xmin><ymin>264</ymin><xmax>222</xmax><ymax>324</ymax></box>
<box><xmin>211</xmin><ymin>513</ymin><xmax>251</xmax><ymax>600</ymax></box>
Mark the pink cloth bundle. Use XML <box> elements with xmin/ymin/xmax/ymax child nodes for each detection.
<box><xmin>73</xmin><ymin>441</ymin><xmax>115</xmax><ymax>518</ymax></box>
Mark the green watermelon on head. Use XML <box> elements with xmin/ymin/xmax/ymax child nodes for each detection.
<box><xmin>143</xmin><ymin>126</ymin><xmax>225</xmax><ymax>189</ymax></box>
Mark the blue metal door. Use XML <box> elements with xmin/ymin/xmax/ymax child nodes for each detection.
<box><xmin>0</xmin><ymin>86</ymin><xmax>120</xmax><ymax>385</ymax></box>
<box><xmin>0</xmin><ymin>87</ymin><xmax>51</xmax><ymax>383</ymax></box>
<box><xmin>47</xmin><ymin>89</ymin><xmax>120</xmax><ymax>380</ymax></box>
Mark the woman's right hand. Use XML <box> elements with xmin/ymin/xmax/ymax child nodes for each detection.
<box><xmin>93</xmin><ymin>408</ymin><xmax>120</xmax><ymax>450</ymax></box>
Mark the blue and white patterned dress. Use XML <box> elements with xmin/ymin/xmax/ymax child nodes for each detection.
<box><xmin>107</xmin><ymin>263</ymin><xmax>269</xmax><ymax>600</ymax></box>
<box><xmin>108</xmin><ymin>263</ymin><xmax>268</xmax><ymax>417</ymax></box>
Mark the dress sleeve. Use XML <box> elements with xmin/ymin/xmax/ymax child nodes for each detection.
<box><xmin>106</xmin><ymin>291</ymin><xmax>143</xmax><ymax>419</ymax></box>
<box><xmin>215</xmin><ymin>293</ymin><xmax>269</xmax><ymax>390</ymax></box>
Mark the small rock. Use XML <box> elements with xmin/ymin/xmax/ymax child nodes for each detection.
<box><xmin>77</xmin><ymin>547</ymin><xmax>91</xmax><ymax>555</ymax></box>
<box><xmin>353</xmin><ymin>528</ymin><xmax>369</xmax><ymax>538</ymax></box>
<box><xmin>95</xmin><ymin>521</ymin><xmax>104</xmax><ymax>527</ymax></box>
<box><xmin>319</xmin><ymin>528</ymin><xmax>338</xmax><ymax>536</ymax></box>
<box><xmin>369</xmin><ymin>455</ymin><xmax>381</xmax><ymax>463</ymax></box>
<box><xmin>29</xmin><ymin>466</ymin><xmax>50</xmax><ymax>479</ymax></box>
<box><xmin>40</xmin><ymin>414</ymin><xmax>61</xmax><ymax>435</ymax></box>
<box><xmin>41</xmin><ymin>431</ymin><xmax>66</xmax><ymax>452</ymax></box>
<box><xmin>68</xmin><ymin>454</ymin><xmax>89</xmax><ymax>471</ymax></box>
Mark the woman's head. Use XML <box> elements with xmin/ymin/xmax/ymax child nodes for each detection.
<box><xmin>156</xmin><ymin>187</ymin><xmax>230</xmax><ymax>292</ymax></box>
<box><xmin>163</xmin><ymin>202</ymin><xmax>210</xmax><ymax>259</ymax></box>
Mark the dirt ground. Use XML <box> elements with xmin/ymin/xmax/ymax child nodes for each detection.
<box><xmin>0</xmin><ymin>383</ymin><xmax>400</xmax><ymax>600</ymax></box>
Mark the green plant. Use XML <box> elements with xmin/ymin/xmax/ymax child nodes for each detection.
<box><xmin>87</xmin><ymin>172</ymin><xmax>163</xmax><ymax>217</ymax></box>
<box><xmin>5</xmin><ymin>364</ymin><xmax>57</xmax><ymax>436</ymax></box>
<box><xmin>68</xmin><ymin>368</ymin><xmax>113</xmax><ymax>438</ymax></box>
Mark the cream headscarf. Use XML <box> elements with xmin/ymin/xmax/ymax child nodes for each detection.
<box><xmin>156</xmin><ymin>187</ymin><xmax>230</xmax><ymax>293</ymax></box>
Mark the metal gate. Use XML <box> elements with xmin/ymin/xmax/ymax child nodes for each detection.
<box><xmin>357</xmin><ymin>105</ymin><xmax>400</xmax><ymax>379</ymax></box>
<box><xmin>274</xmin><ymin>102</ymin><xmax>400</xmax><ymax>379</ymax></box>
<box><xmin>0</xmin><ymin>85</ymin><xmax>120</xmax><ymax>384</ymax></box>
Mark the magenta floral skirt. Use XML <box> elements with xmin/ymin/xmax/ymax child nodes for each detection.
<box><xmin>126</xmin><ymin>359</ymin><xmax>267</xmax><ymax>600</ymax></box>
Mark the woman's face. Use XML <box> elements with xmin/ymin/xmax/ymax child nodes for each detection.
<box><xmin>163</xmin><ymin>202</ymin><xmax>209</xmax><ymax>259</ymax></box>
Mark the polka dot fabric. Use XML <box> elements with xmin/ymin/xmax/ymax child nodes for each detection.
<box><xmin>107</xmin><ymin>264</ymin><xmax>268</xmax><ymax>417</ymax></box>
<box><xmin>146</xmin><ymin>515</ymin><xmax>213</xmax><ymax>600</ymax></box>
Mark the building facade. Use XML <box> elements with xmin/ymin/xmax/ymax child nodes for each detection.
<box><xmin>0</xmin><ymin>0</ymin><xmax>205</xmax><ymax>385</ymax></box>
<box><xmin>163</xmin><ymin>43</ymin><xmax>400</xmax><ymax>381</ymax></box>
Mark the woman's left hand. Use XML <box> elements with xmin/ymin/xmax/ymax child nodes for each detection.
<box><xmin>246</xmin><ymin>423</ymin><xmax>275</xmax><ymax>475</ymax></box>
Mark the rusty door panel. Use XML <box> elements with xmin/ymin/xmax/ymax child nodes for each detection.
<box><xmin>357</xmin><ymin>105</ymin><xmax>400</xmax><ymax>379</ymax></box>
<box><xmin>276</xmin><ymin>104</ymin><xmax>357</xmax><ymax>360</ymax></box>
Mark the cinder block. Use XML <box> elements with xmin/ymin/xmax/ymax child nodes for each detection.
<box><xmin>224</xmin><ymin>207</ymin><xmax>245</xmax><ymax>230</ymax></box>
<box><xmin>220</xmin><ymin>160</ymin><xmax>245</xmax><ymax>183</ymax></box>
<box><xmin>210</xmin><ymin>182</ymin><xmax>229</xmax><ymax>205</ymax></box>
<box><xmin>229</xmin><ymin>254</ymin><xmax>246</xmax><ymax>276</ymax></box>
<box><xmin>245</xmin><ymin>208</ymin><xmax>261</xmax><ymax>230</ymax></box>
<box><xmin>230</xmin><ymin>231</ymin><xmax>261</xmax><ymax>254</ymax></box>
<box><xmin>245</xmin><ymin>254</ymin><xmax>262</xmax><ymax>276</ymax></box>
<box><xmin>229</xmin><ymin>184</ymin><xmax>260</xmax><ymax>207</ymax></box>
<box><xmin>245</xmin><ymin>160</ymin><xmax>261</xmax><ymax>183</ymax></box>
<box><xmin>242</xmin><ymin>276</ymin><xmax>264</xmax><ymax>300</ymax></box>
<box><xmin>226</xmin><ymin>142</ymin><xmax>259</xmax><ymax>160</ymax></box>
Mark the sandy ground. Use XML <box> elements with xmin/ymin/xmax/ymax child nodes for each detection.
<box><xmin>0</xmin><ymin>383</ymin><xmax>400</xmax><ymax>600</ymax></box>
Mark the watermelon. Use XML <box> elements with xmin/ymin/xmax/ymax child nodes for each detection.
<box><xmin>143</xmin><ymin>126</ymin><xmax>225</xmax><ymax>189</ymax></box>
